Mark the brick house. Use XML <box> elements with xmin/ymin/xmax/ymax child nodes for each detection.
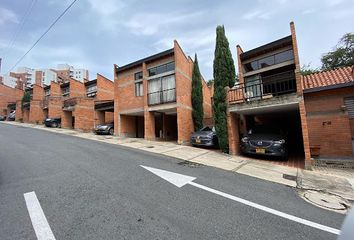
<box><xmin>227</xmin><ymin>22</ymin><xmax>312</xmax><ymax>168</ymax></box>
<box><xmin>302</xmin><ymin>65</ymin><xmax>354</xmax><ymax>159</ymax></box>
<box><xmin>58</xmin><ymin>74</ymin><xmax>114</xmax><ymax>131</ymax></box>
<box><xmin>114</xmin><ymin>40</ymin><xmax>212</xmax><ymax>144</ymax></box>
<box><xmin>0</xmin><ymin>83</ymin><xmax>23</xmax><ymax>116</ymax></box>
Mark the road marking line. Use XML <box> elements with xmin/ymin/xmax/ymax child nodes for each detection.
<box><xmin>189</xmin><ymin>182</ymin><xmax>340</xmax><ymax>235</ymax></box>
<box><xmin>24</xmin><ymin>191</ymin><xmax>56</xmax><ymax>240</ymax></box>
<box><xmin>141</xmin><ymin>165</ymin><xmax>341</xmax><ymax>235</ymax></box>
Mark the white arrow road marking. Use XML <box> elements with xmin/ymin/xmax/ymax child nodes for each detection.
<box><xmin>24</xmin><ymin>191</ymin><xmax>56</xmax><ymax>240</ymax></box>
<box><xmin>141</xmin><ymin>165</ymin><xmax>341</xmax><ymax>235</ymax></box>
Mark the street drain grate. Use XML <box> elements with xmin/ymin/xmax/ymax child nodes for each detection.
<box><xmin>146</xmin><ymin>146</ymin><xmax>154</xmax><ymax>148</ymax></box>
<box><xmin>282</xmin><ymin>174</ymin><xmax>297</xmax><ymax>181</ymax></box>
<box><xmin>178</xmin><ymin>160</ymin><xmax>203</xmax><ymax>167</ymax></box>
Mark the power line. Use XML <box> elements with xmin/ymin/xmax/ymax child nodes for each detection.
<box><xmin>6</xmin><ymin>0</ymin><xmax>79</xmax><ymax>74</ymax></box>
<box><xmin>0</xmin><ymin>0</ymin><xmax>37</xmax><ymax>55</ymax></box>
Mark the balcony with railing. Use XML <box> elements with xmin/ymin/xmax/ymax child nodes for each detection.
<box><xmin>63</xmin><ymin>97</ymin><xmax>77</xmax><ymax>110</ymax></box>
<box><xmin>228</xmin><ymin>70</ymin><xmax>297</xmax><ymax>104</ymax></box>
<box><xmin>148</xmin><ymin>88</ymin><xmax>176</xmax><ymax>105</ymax></box>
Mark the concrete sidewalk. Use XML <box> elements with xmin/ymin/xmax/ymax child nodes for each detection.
<box><xmin>2</xmin><ymin>121</ymin><xmax>354</xmax><ymax>212</ymax></box>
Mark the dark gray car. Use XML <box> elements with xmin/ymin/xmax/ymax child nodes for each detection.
<box><xmin>191</xmin><ymin>126</ymin><xmax>218</xmax><ymax>148</ymax></box>
<box><xmin>94</xmin><ymin>122</ymin><xmax>114</xmax><ymax>135</ymax></box>
<box><xmin>240</xmin><ymin>125</ymin><xmax>288</xmax><ymax>159</ymax></box>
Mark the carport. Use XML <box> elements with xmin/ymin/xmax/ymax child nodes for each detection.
<box><xmin>94</xmin><ymin>100</ymin><xmax>114</xmax><ymax>126</ymax></box>
<box><xmin>119</xmin><ymin>112</ymin><xmax>145</xmax><ymax>138</ymax></box>
<box><xmin>232</xmin><ymin>102</ymin><xmax>305</xmax><ymax>168</ymax></box>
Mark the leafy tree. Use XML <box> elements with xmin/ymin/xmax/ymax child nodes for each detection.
<box><xmin>213</xmin><ymin>25</ymin><xmax>236</xmax><ymax>152</ymax></box>
<box><xmin>300</xmin><ymin>63</ymin><xmax>320</xmax><ymax>76</ymax></box>
<box><xmin>21</xmin><ymin>91</ymin><xmax>31</xmax><ymax>108</ymax></box>
<box><xmin>191</xmin><ymin>54</ymin><xmax>204</xmax><ymax>131</ymax></box>
<box><xmin>321</xmin><ymin>33</ymin><xmax>354</xmax><ymax>70</ymax></box>
<box><xmin>206</xmin><ymin>79</ymin><xmax>214</xmax><ymax>87</ymax></box>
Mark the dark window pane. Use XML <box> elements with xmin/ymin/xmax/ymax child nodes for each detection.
<box><xmin>134</xmin><ymin>71</ymin><xmax>143</xmax><ymax>80</ymax></box>
<box><xmin>148</xmin><ymin>62</ymin><xmax>175</xmax><ymax>76</ymax></box>
<box><xmin>274</xmin><ymin>50</ymin><xmax>294</xmax><ymax>64</ymax></box>
<box><xmin>258</xmin><ymin>55</ymin><xmax>274</xmax><ymax>68</ymax></box>
<box><xmin>244</xmin><ymin>61</ymin><xmax>258</xmax><ymax>72</ymax></box>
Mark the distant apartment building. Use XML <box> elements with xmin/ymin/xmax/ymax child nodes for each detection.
<box><xmin>114</xmin><ymin>41</ymin><xmax>212</xmax><ymax>144</ymax></box>
<box><xmin>56</xmin><ymin>64</ymin><xmax>89</xmax><ymax>82</ymax></box>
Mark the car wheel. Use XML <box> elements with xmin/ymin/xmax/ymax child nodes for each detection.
<box><xmin>52</xmin><ymin>122</ymin><xmax>58</xmax><ymax>128</ymax></box>
<box><xmin>109</xmin><ymin>128</ymin><xmax>114</xmax><ymax>135</ymax></box>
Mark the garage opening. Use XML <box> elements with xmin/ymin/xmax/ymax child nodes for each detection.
<box><xmin>154</xmin><ymin>112</ymin><xmax>177</xmax><ymax>141</ymax></box>
<box><xmin>240</xmin><ymin>107</ymin><xmax>305</xmax><ymax>168</ymax></box>
<box><xmin>120</xmin><ymin>114</ymin><xmax>144</xmax><ymax>138</ymax></box>
<box><xmin>94</xmin><ymin>100</ymin><xmax>114</xmax><ymax>127</ymax></box>
<box><xmin>63</xmin><ymin>111</ymin><xmax>74</xmax><ymax>129</ymax></box>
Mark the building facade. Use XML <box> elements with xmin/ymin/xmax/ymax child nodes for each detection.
<box><xmin>114</xmin><ymin>40</ymin><xmax>212</xmax><ymax>144</ymax></box>
<box><xmin>302</xmin><ymin>66</ymin><xmax>354</xmax><ymax>158</ymax></box>
<box><xmin>227</xmin><ymin>22</ymin><xmax>312</xmax><ymax>168</ymax></box>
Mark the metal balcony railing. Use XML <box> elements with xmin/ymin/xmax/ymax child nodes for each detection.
<box><xmin>63</xmin><ymin>97</ymin><xmax>77</xmax><ymax>108</ymax></box>
<box><xmin>148</xmin><ymin>88</ymin><xmax>176</xmax><ymax>105</ymax></box>
<box><xmin>228</xmin><ymin>71</ymin><xmax>297</xmax><ymax>103</ymax></box>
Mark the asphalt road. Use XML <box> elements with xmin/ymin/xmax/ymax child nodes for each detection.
<box><xmin>0</xmin><ymin>123</ymin><xmax>345</xmax><ymax>240</ymax></box>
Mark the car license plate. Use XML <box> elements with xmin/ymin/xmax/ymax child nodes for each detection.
<box><xmin>256</xmin><ymin>148</ymin><xmax>265</xmax><ymax>154</ymax></box>
<box><xmin>196</xmin><ymin>138</ymin><xmax>201</xmax><ymax>144</ymax></box>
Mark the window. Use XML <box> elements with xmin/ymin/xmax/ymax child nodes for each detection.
<box><xmin>134</xmin><ymin>71</ymin><xmax>143</xmax><ymax>80</ymax></box>
<box><xmin>62</xmin><ymin>87</ymin><xmax>70</xmax><ymax>96</ymax></box>
<box><xmin>148</xmin><ymin>74</ymin><xmax>176</xmax><ymax>105</ymax></box>
<box><xmin>258</xmin><ymin>55</ymin><xmax>274</xmax><ymax>68</ymax></box>
<box><xmin>134</xmin><ymin>71</ymin><xmax>143</xmax><ymax>96</ymax></box>
<box><xmin>148</xmin><ymin>62</ymin><xmax>175</xmax><ymax>76</ymax></box>
<box><xmin>274</xmin><ymin>49</ymin><xmax>294</xmax><ymax>64</ymax></box>
<box><xmin>344</xmin><ymin>97</ymin><xmax>354</xmax><ymax>118</ymax></box>
<box><xmin>243</xmin><ymin>49</ymin><xmax>294</xmax><ymax>73</ymax></box>
<box><xmin>135</xmin><ymin>82</ymin><xmax>143</xmax><ymax>96</ymax></box>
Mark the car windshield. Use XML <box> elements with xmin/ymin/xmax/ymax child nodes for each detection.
<box><xmin>249</xmin><ymin>125</ymin><xmax>282</xmax><ymax>135</ymax></box>
<box><xmin>201</xmin><ymin>126</ymin><xmax>213</xmax><ymax>132</ymax></box>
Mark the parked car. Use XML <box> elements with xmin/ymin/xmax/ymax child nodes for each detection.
<box><xmin>44</xmin><ymin>118</ymin><xmax>61</xmax><ymax>128</ymax></box>
<box><xmin>190</xmin><ymin>126</ymin><xmax>218</xmax><ymax>148</ymax></box>
<box><xmin>240</xmin><ymin>125</ymin><xmax>288</xmax><ymax>159</ymax></box>
<box><xmin>7</xmin><ymin>111</ymin><xmax>15</xmax><ymax>121</ymax></box>
<box><xmin>94</xmin><ymin>122</ymin><xmax>114</xmax><ymax>135</ymax></box>
<box><xmin>0</xmin><ymin>115</ymin><xmax>6</xmax><ymax>121</ymax></box>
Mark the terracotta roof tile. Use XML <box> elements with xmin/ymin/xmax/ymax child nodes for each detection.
<box><xmin>301</xmin><ymin>65</ymin><xmax>354</xmax><ymax>90</ymax></box>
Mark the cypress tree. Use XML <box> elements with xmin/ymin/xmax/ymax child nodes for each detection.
<box><xmin>191</xmin><ymin>54</ymin><xmax>204</xmax><ymax>131</ymax></box>
<box><xmin>213</xmin><ymin>25</ymin><xmax>236</xmax><ymax>152</ymax></box>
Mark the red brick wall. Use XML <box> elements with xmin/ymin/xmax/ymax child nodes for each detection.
<box><xmin>174</xmin><ymin>40</ymin><xmax>194</xmax><ymax>144</ymax></box>
<box><xmin>48</xmin><ymin>82</ymin><xmax>62</xmax><ymax>118</ymax></box>
<box><xmin>304</xmin><ymin>87</ymin><xmax>354</xmax><ymax>157</ymax></box>
<box><xmin>96</xmin><ymin>74</ymin><xmax>114</xmax><ymax>100</ymax></box>
<box><xmin>74</xmin><ymin>98</ymin><xmax>95</xmax><ymax>131</ymax></box>
<box><xmin>68</xmin><ymin>78</ymin><xmax>86</xmax><ymax>98</ymax></box>
<box><xmin>0</xmin><ymin>84</ymin><xmax>23</xmax><ymax>115</ymax></box>
<box><xmin>201</xmin><ymin>78</ymin><xmax>213</xmax><ymax>126</ymax></box>
<box><xmin>29</xmin><ymin>83</ymin><xmax>45</xmax><ymax>123</ymax></box>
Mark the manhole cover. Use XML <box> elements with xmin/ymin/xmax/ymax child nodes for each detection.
<box><xmin>283</xmin><ymin>174</ymin><xmax>297</xmax><ymax>181</ymax></box>
<box><xmin>178</xmin><ymin>160</ymin><xmax>203</xmax><ymax>167</ymax></box>
<box><xmin>303</xmin><ymin>191</ymin><xmax>348</xmax><ymax>210</ymax></box>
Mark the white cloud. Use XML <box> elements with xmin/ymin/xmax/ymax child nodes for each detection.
<box><xmin>0</xmin><ymin>7</ymin><xmax>19</xmax><ymax>25</ymax></box>
<box><xmin>242</xmin><ymin>9</ymin><xmax>273</xmax><ymax>20</ymax></box>
<box><xmin>87</xmin><ymin>0</ymin><xmax>125</xmax><ymax>16</ymax></box>
<box><xmin>124</xmin><ymin>11</ymin><xmax>205</xmax><ymax>36</ymax></box>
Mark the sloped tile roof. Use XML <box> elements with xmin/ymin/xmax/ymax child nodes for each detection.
<box><xmin>302</xmin><ymin>65</ymin><xmax>354</xmax><ymax>91</ymax></box>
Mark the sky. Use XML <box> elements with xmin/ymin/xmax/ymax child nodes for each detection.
<box><xmin>0</xmin><ymin>0</ymin><xmax>353</xmax><ymax>81</ymax></box>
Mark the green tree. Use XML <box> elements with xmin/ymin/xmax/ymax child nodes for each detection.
<box><xmin>300</xmin><ymin>63</ymin><xmax>319</xmax><ymax>76</ymax></box>
<box><xmin>213</xmin><ymin>25</ymin><xmax>236</xmax><ymax>152</ymax></box>
<box><xmin>21</xmin><ymin>91</ymin><xmax>31</xmax><ymax>109</ymax></box>
<box><xmin>321</xmin><ymin>33</ymin><xmax>354</xmax><ymax>70</ymax></box>
<box><xmin>191</xmin><ymin>54</ymin><xmax>204</xmax><ymax>131</ymax></box>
